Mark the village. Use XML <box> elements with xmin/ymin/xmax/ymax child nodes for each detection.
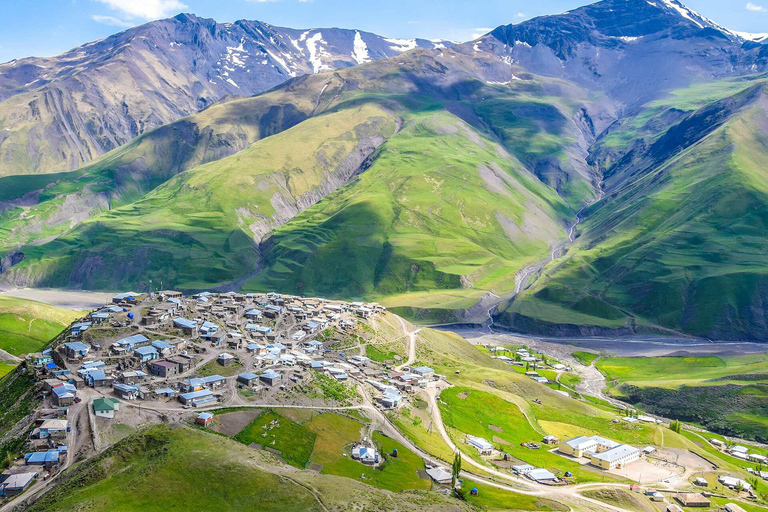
<box><xmin>0</xmin><ymin>290</ymin><xmax>444</xmax><ymax>500</ymax></box>
<box><xmin>0</xmin><ymin>291</ymin><xmax>763</xmax><ymax>512</ymax></box>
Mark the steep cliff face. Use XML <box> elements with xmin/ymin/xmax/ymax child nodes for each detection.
<box><xmin>0</xmin><ymin>14</ymin><xmax>448</xmax><ymax>176</ymax></box>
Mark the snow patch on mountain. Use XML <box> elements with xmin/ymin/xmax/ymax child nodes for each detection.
<box><xmin>352</xmin><ymin>31</ymin><xmax>370</xmax><ymax>64</ymax></box>
<box><xmin>384</xmin><ymin>38</ymin><xmax>417</xmax><ymax>53</ymax></box>
<box><xmin>306</xmin><ymin>32</ymin><xmax>333</xmax><ymax>73</ymax></box>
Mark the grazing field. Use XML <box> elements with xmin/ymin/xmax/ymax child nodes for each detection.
<box><xmin>573</xmin><ymin>351</ymin><xmax>599</xmax><ymax>366</ymax></box>
<box><xmin>597</xmin><ymin>355</ymin><xmax>768</xmax><ymax>388</ymax></box>
<box><xmin>231</xmin><ymin>409</ymin><xmax>430</xmax><ymax>492</ymax></box>
<box><xmin>235</xmin><ymin>410</ymin><xmax>317</xmax><ymax>468</ymax></box>
<box><xmin>305</xmin><ymin>412</ymin><xmax>430</xmax><ymax>492</ymax></box>
<box><xmin>0</xmin><ymin>362</ymin><xmax>14</xmax><ymax>378</ymax></box>
<box><xmin>438</xmin><ymin>386</ymin><xmax>618</xmax><ymax>483</ymax></box>
<box><xmin>0</xmin><ymin>295</ymin><xmax>83</xmax><ymax>357</ymax></box>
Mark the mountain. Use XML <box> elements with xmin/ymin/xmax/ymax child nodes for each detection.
<box><xmin>477</xmin><ymin>0</ymin><xmax>768</xmax><ymax>106</ymax></box>
<box><xmin>3</xmin><ymin>0</ymin><xmax>768</xmax><ymax>339</ymax></box>
<box><xmin>0</xmin><ymin>13</ymin><xmax>448</xmax><ymax>177</ymax></box>
<box><xmin>0</xmin><ymin>49</ymin><xmax>601</xmax><ymax>315</ymax></box>
<box><xmin>495</xmin><ymin>73</ymin><xmax>768</xmax><ymax>340</ymax></box>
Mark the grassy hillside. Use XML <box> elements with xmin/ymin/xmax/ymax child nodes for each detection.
<box><xmin>245</xmin><ymin>106</ymin><xmax>571</xmax><ymax>313</ymax></box>
<box><xmin>597</xmin><ymin>354</ymin><xmax>768</xmax><ymax>441</ymax></box>
<box><xmin>0</xmin><ymin>295</ymin><xmax>83</xmax><ymax>357</ymax></box>
<box><xmin>4</xmin><ymin>103</ymin><xmax>397</xmax><ymax>290</ymax></box>
<box><xmin>0</xmin><ymin>80</ymin><xmax>319</xmax><ymax>275</ymax></box>
<box><xmin>27</xmin><ymin>424</ymin><xmax>468</xmax><ymax>512</ymax></box>
<box><xmin>2</xmin><ymin>49</ymin><xmax>598</xmax><ymax>320</ymax></box>
<box><xmin>497</xmin><ymin>76</ymin><xmax>768</xmax><ymax>339</ymax></box>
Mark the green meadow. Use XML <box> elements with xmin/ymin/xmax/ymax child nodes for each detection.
<box><xmin>0</xmin><ymin>295</ymin><xmax>83</xmax><ymax>357</ymax></box>
<box><xmin>230</xmin><ymin>409</ymin><xmax>430</xmax><ymax>493</ymax></box>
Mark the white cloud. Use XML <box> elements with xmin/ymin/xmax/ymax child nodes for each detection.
<box><xmin>471</xmin><ymin>27</ymin><xmax>493</xmax><ymax>39</ymax></box>
<box><xmin>94</xmin><ymin>0</ymin><xmax>188</xmax><ymax>20</ymax></box>
<box><xmin>91</xmin><ymin>14</ymin><xmax>134</xmax><ymax>27</ymax></box>
<box><xmin>515</xmin><ymin>13</ymin><xmax>526</xmax><ymax>18</ymax></box>
<box><xmin>747</xmin><ymin>2</ymin><xmax>767</xmax><ymax>12</ymax></box>
<box><xmin>245</xmin><ymin>0</ymin><xmax>281</xmax><ymax>2</ymax></box>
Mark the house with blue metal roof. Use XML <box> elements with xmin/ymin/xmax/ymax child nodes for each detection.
<box><xmin>197</xmin><ymin>412</ymin><xmax>214</xmax><ymax>426</ymax></box>
<box><xmin>63</xmin><ymin>342</ymin><xmax>90</xmax><ymax>359</ymax></box>
<box><xmin>151</xmin><ymin>339</ymin><xmax>173</xmax><ymax>356</ymax></box>
<box><xmin>113</xmin><ymin>383</ymin><xmax>140</xmax><ymax>400</ymax></box>
<box><xmin>112</xmin><ymin>292</ymin><xmax>140</xmax><ymax>303</ymax></box>
<box><xmin>84</xmin><ymin>369</ymin><xmax>111</xmax><ymax>388</ymax></box>
<box><xmin>90</xmin><ymin>312</ymin><xmax>109</xmax><ymax>323</ymax></box>
<box><xmin>260</xmin><ymin>370</ymin><xmax>282</xmax><ymax>386</ymax></box>
<box><xmin>178</xmin><ymin>389</ymin><xmax>215</xmax><ymax>405</ymax></box>
<box><xmin>70</xmin><ymin>322</ymin><xmax>92</xmax><ymax>336</ymax></box>
<box><xmin>237</xmin><ymin>372</ymin><xmax>259</xmax><ymax>386</ymax></box>
<box><xmin>134</xmin><ymin>346</ymin><xmax>159</xmax><ymax>362</ymax></box>
<box><xmin>245</xmin><ymin>309</ymin><xmax>262</xmax><ymax>319</ymax></box>
<box><xmin>413</xmin><ymin>366</ymin><xmax>435</xmax><ymax>377</ymax></box>
<box><xmin>112</xmin><ymin>334</ymin><xmax>149</xmax><ymax>353</ymax></box>
<box><xmin>25</xmin><ymin>450</ymin><xmax>60</xmax><ymax>467</ymax></box>
<box><xmin>155</xmin><ymin>387</ymin><xmax>176</xmax><ymax>398</ymax></box>
<box><xmin>51</xmin><ymin>386</ymin><xmax>75</xmax><ymax>406</ymax></box>
<box><xmin>173</xmin><ymin>317</ymin><xmax>198</xmax><ymax>334</ymax></box>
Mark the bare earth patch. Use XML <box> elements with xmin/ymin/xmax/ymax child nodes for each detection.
<box><xmin>457</xmin><ymin>391</ymin><xmax>471</xmax><ymax>400</ymax></box>
<box><xmin>213</xmin><ymin>409</ymin><xmax>263</xmax><ymax>437</ymax></box>
<box><xmin>492</xmin><ymin>435</ymin><xmax>510</xmax><ymax>446</ymax></box>
<box><xmin>489</xmin><ymin>424</ymin><xmax>504</xmax><ymax>433</ymax></box>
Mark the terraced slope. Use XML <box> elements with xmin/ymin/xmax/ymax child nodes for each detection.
<box><xmin>497</xmin><ymin>75</ymin><xmax>768</xmax><ymax>339</ymax></box>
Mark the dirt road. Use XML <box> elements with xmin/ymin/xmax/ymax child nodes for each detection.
<box><xmin>395</xmin><ymin>317</ymin><xmax>420</xmax><ymax>371</ymax></box>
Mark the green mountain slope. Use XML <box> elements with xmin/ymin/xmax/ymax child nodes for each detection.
<box><xmin>497</xmin><ymin>76</ymin><xmax>768</xmax><ymax>339</ymax></box>
<box><xmin>246</xmin><ymin>108</ymin><xmax>571</xmax><ymax>321</ymax></box>
<box><xmin>1</xmin><ymin>49</ymin><xmax>605</xmax><ymax>320</ymax></box>
<box><xmin>3</xmin><ymin>102</ymin><xmax>396</xmax><ymax>290</ymax></box>
<box><xmin>0</xmin><ymin>83</ymin><xmax>318</xmax><ymax>266</ymax></box>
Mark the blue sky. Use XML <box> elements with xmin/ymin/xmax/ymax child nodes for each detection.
<box><xmin>0</xmin><ymin>0</ymin><xmax>765</xmax><ymax>63</ymax></box>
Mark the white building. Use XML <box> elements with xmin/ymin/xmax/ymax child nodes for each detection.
<box><xmin>467</xmin><ymin>436</ymin><xmax>494</xmax><ymax>454</ymax></box>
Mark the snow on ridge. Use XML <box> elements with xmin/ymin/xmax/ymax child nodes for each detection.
<box><xmin>306</xmin><ymin>32</ymin><xmax>333</xmax><ymax>73</ymax></box>
<box><xmin>618</xmin><ymin>36</ymin><xmax>642</xmax><ymax>42</ymax></box>
<box><xmin>265</xmin><ymin>48</ymin><xmax>296</xmax><ymax>76</ymax></box>
<box><xmin>352</xmin><ymin>31</ymin><xmax>371</xmax><ymax>64</ymax></box>
<box><xmin>658</xmin><ymin>0</ymin><xmax>703</xmax><ymax>28</ymax></box>
<box><xmin>384</xmin><ymin>37</ymin><xmax>417</xmax><ymax>53</ymax></box>
<box><xmin>733</xmin><ymin>31</ymin><xmax>768</xmax><ymax>42</ymax></box>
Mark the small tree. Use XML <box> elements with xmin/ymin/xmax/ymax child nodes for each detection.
<box><xmin>669</xmin><ymin>420</ymin><xmax>682</xmax><ymax>434</ymax></box>
<box><xmin>452</xmin><ymin>451</ymin><xmax>462</xmax><ymax>489</ymax></box>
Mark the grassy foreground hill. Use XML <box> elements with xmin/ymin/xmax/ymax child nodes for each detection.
<box><xmin>25</xmin><ymin>424</ymin><xmax>471</xmax><ymax>512</ymax></box>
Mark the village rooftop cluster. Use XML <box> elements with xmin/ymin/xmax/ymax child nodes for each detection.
<box><xmin>2</xmin><ymin>290</ymin><xmax>446</xmax><ymax>499</ymax></box>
